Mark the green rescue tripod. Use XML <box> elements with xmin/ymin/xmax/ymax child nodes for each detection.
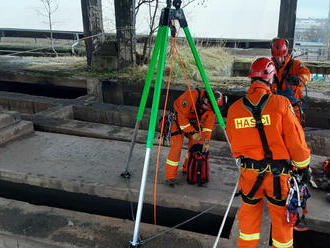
<box><xmin>124</xmin><ymin>1</ymin><xmax>226</xmax><ymax>247</ymax></box>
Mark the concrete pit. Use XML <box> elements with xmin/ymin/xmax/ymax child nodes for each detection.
<box><xmin>0</xmin><ymin>58</ymin><xmax>329</xmax><ymax>247</ymax></box>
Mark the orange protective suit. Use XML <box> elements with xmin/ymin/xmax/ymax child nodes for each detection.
<box><xmin>226</xmin><ymin>82</ymin><xmax>310</xmax><ymax>248</ymax></box>
<box><xmin>165</xmin><ymin>89</ymin><xmax>215</xmax><ymax>180</ymax></box>
<box><xmin>272</xmin><ymin>55</ymin><xmax>310</xmax><ymax>125</ymax></box>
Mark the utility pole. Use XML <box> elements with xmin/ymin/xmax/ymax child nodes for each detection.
<box><xmin>278</xmin><ymin>0</ymin><xmax>298</xmax><ymax>52</ymax></box>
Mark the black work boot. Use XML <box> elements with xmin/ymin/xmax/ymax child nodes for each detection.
<box><xmin>326</xmin><ymin>193</ymin><xmax>330</xmax><ymax>203</ymax></box>
<box><xmin>294</xmin><ymin>217</ymin><xmax>309</xmax><ymax>232</ymax></box>
<box><xmin>166</xmin><ymin>179</ymin><xmax>176</xmax><ymax>188</ymax></box>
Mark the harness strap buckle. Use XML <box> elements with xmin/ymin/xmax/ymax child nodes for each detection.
<box><xmin>271</xmin><ymin>164</ymin><xmax>282</xmax><ymax>177</ymax></box>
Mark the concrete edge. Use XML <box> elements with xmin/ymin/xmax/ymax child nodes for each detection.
<box><xmin>0</xmin><ymin>197</ymin><xmax>230</xmax><ymax>248</ymax></box>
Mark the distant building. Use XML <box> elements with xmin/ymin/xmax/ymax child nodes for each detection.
<box><xmin>295</xmin><ymin>18</ymin><xmax>327</xmax><ymax>42</ymax></box>
<box><xmin>294</xmin><ymin>16</ymin><xmax>328</xmax><ymax>61</ymax></box>
<box><xmin>323</xmin><ymin>1</ymin><xmax>330</xmax><ymax>60</ymax></box>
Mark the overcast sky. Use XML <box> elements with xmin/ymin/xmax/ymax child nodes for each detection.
<box><xmin>0</xmin><ymin>0</ymin><xmax>329</xmax><ymax>39</ymax></box>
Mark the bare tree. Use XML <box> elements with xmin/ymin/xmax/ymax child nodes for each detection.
<box><xmin>137</xmin><ymin>0</ymin><xmax>208</xmax><ymax>63</ymax></box>
<box><xmin>81</xmin><ymin>0</ymin><xmax>104</xmax><ymax>67</ymax></box>
<box><xmin>181</xmin><ymin>0</ymin><xmax>207</xmax><ymax>8</ymax></box>
<box><xmin>112</xmin><ymin>0</ymin><xmax>207</xmax><ymax>68</ymax></box>
<box><xmin>114</xmin><ymin>0</ymin><xmax>136</xmax><ymax>69</ymax></box>
<box><xmin>37</xmin><ymin>0</ymin><xmax>59</xmax><ymax>57</ymax></box>
<box><xmin>140</xmin><ymin>0</ymin><xmax>159</xmax><ymax>64</ymax></box>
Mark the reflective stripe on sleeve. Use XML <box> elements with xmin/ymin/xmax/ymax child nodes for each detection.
<box><xmin>239</xmin><ymin>232</ymin><xmax>260</xmax><ymax>241</ymax></box>
<box><xmin>180</xmin><ymin>123</ymin><xmax>191</xmax><ymax>130</ymax></box>
<box><xmin>166</xmin><ymin>159</ymin><xmax>179</xmax><ymax>167</ymax></box>
<box><xmin>202</xmin><ymin>128</ymin><xmax>212</xmax><ymax>132</ymax></box>
<box><xmin>272</xmin><ymin>238</ymin><xmax>293</xmax><ymax>248</ymax></box>
<box><xmin>292</xmin><ymin>157</ymin><xmax>310</xmax><ymax>168</ymax></box>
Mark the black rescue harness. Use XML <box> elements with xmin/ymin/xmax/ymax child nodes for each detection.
<box><xmin>170</xmin><ymin>88</ymin><xmax>203</xmax><ymax>137</ymax></box>
<box><xmin>274</xmin><ymin>59</ymin><xmax>307</xmax><ymax>127</ymax></box>
<box><xmin>241</xmin><ymin>94</ymin><xmax>291</xmax><ymax>206</ymax></box>
<box><xmin>274</xmin><ymin>59</ymin><xmax>293</xmax><ymax>91</ymax></box>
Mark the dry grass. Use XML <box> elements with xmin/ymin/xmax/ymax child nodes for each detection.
<box><xmin>22</xmin><ymin>56</ymin><xmax>89</xmax><ymax>78</ymax></box>
<box><xmin>111</xmin><ymin>44</ymin><xmax>235</xmax><ymax>84</ymax></box>
<box><xmin>4</xmin><ymin>40</ymin><xmax>328</xmax><ymax>93</ymax></box>
<box><xmin>1</xmin><ymin>37</ymin><xmax>234</xmax><ymax>81</ymax></box>
<box><xmin>27</xmin><ymin>57</ymin><xmax>86</xmax><ymax>70</ymax></box>
<box><xmin>26</xmin><ymin>56</ymin><xmax>87</xmax><ymax>70</ymax></box>
<box><xmin>164</xmin><ymin>45</ymin><xmax>234</xmax><ymax>80</ymax></box>
<box><xmin>308</xmin><ymin>81</ymin><xmax>330</xmax><ymax>90</ymax></box>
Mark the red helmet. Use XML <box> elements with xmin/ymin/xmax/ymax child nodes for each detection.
<box><xmin>271</xmin><ymin>38</ymin><xmax>289</xmax><ymax>57</ymax></box>
<box><xmin>248</xmin><ymin>57</ymin><xmax>276</xmax><ymax>80</ymax></box>
<box><xmin>205</xmin><ymin>90</ymin><xmax>225</xmax><ymax>111</ymax></box>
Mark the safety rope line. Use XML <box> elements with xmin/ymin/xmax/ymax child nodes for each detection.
<box><xmin>1</xmin><ymin>26</ymin><xmax>143</xmax><ymax>58</ymax></box>
<box><xmin>79</xmin><ymin>32</ymin><xmax>104</xmax><ymax>41</ymax></box>
<box><xmin>173</xmin><ymin>40</ymin><xmax>202</xmax><ymax>135</ymax></box>
<box><xmin>140</xmin><ymin>205</ymin><xmax>217</xmax><ymax>245</ymax></box>
<box><xmin>153</xmin><ymin>23</ymin><xmax>205</xmax><ymax>224</ymax></box>
<box><xmin>0</xmin><ymin>46</ymin><xmax>56</xmax><ymax>57</ymax></box>
<box><xmin>0</xmin><ymin>32</ymin><xmax>104</xmax><ymax>57</ymax></box>
<box><xmin>124</xmin><ymin>177</ymin><xmax>137</xmax><ymax>221</ymax></box>
<box><xmin>153</xmin><ymin>34</ymin><xmax>177</xmax><ymax>225</ymax></box>
<box><xmin>147</xmin><ymin>23</ymin><xmax>213</xmax><ymax>246</ymax></box>
<box><xmin>212</xmin><ymin>173</ymin><xmax>239</xmax><ymax>248</ymax></box>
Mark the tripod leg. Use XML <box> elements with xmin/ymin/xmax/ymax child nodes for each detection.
<box><xmin>122</xmin><ymin>27</ymin><xmax>164</xmax><ymax>178</ymax></box>
<box><xmin>121</xmin><ymin>121</ymin><xmax>140</xmax><ymax>178</ymax></box>
<box><xmin>184</xmin><ymin>27</ymin><xmax>241</xmax><ymax>247</ymax></box>
<box><xmin>183</xmin><ymin>27</ymin><xmax>226</xmax><ymax>130</ymax></box>
<box><xmin>130</xmin><ymin>25</ymin><xmax>170</xmax><ymax>247</ymax></box>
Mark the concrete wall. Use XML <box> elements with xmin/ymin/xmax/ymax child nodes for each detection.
<box><xmin>99</xmin><ymin>79</ymin><xmax>330</xmax><ymax>129</ymax></box>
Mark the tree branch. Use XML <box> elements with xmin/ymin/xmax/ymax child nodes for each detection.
<box><xmin>136</xmin><ymin>0</ymin><xmax>155</xmax><ymax>10</ymax></box>
<box><xmin>182</xmin><ymin>0</ymin><xmax>207</xmax><ymax>8</ymax></box>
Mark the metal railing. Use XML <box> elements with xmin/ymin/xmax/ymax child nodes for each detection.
<box><xmin>0</xmin><ymin>28</ymin><xmax>84</xmax><ymax>40</ymax></box>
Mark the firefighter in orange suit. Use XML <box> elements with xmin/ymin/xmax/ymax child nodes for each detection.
<box><xmin>271</xmin><ymin>38</ymin><xmax>311</xmax><ymax>127</ymax></box>
<box><xmin>226</xmin><ymin>57</ymin><xmax>311</xmax><ymax>248</ymax></box>
<box><xmin>165</xmin><ymin>89</ymin><xmax>224</xmax><ymax>186</ymax></box>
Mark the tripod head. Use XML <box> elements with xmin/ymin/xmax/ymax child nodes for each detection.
<box><xmin>173</xmin><ymin>0</ymin><xmax>182</xmax><ymax>9</ymax></box>
<box><xmin>166</xmin><ymin>0</ymin><xmax>182</xmax><ymax>9</ymax></box>
<box><xmin>161</xmin><ymin>0</ymin><xmax>187</xmax><ymax>28</ymax></box>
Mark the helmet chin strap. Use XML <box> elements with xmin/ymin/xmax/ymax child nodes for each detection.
<box><xmin>274</xmin><ymin>55</ymin><xmax>287</xmax><ymax>68</ymax></box>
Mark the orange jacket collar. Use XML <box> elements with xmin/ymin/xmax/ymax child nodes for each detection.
<box><xmin>248</xmin><ymin>82</ymin><xmax>272</xmax><ymax>95</ymax></box>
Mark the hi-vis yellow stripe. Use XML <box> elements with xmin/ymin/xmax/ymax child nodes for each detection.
<box><xmin>203</xmin><ymin>128</ymin><xmax>212</xmax><ymax>132</ymax></box>
<box><xmin>166</xmin><ymin>159</ymin><xmax>179</xmax><ymax>166</ymax></box>
<box><xmin>292</xmin><ymin>156</ymin><xmax>310</xmax><ymax>168</ymax></box>
<box><xmin>272</xmin><ymin>238</ymin><xmax>293</xmax><ymax>248</ymax></box>
<box><xmin>234</xmin><ymin>115</ymin><xmax>271</xmax><ymax>129</ymax></box>
<box><xmin>239</xmin><ymin>232</ymin><xmax>260</xmax><ymax>241</ymax></box>
<box><xmin>180</xmin><ymin>123</ymin><xmax>191</xmax><ymax>130</ymax></box>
